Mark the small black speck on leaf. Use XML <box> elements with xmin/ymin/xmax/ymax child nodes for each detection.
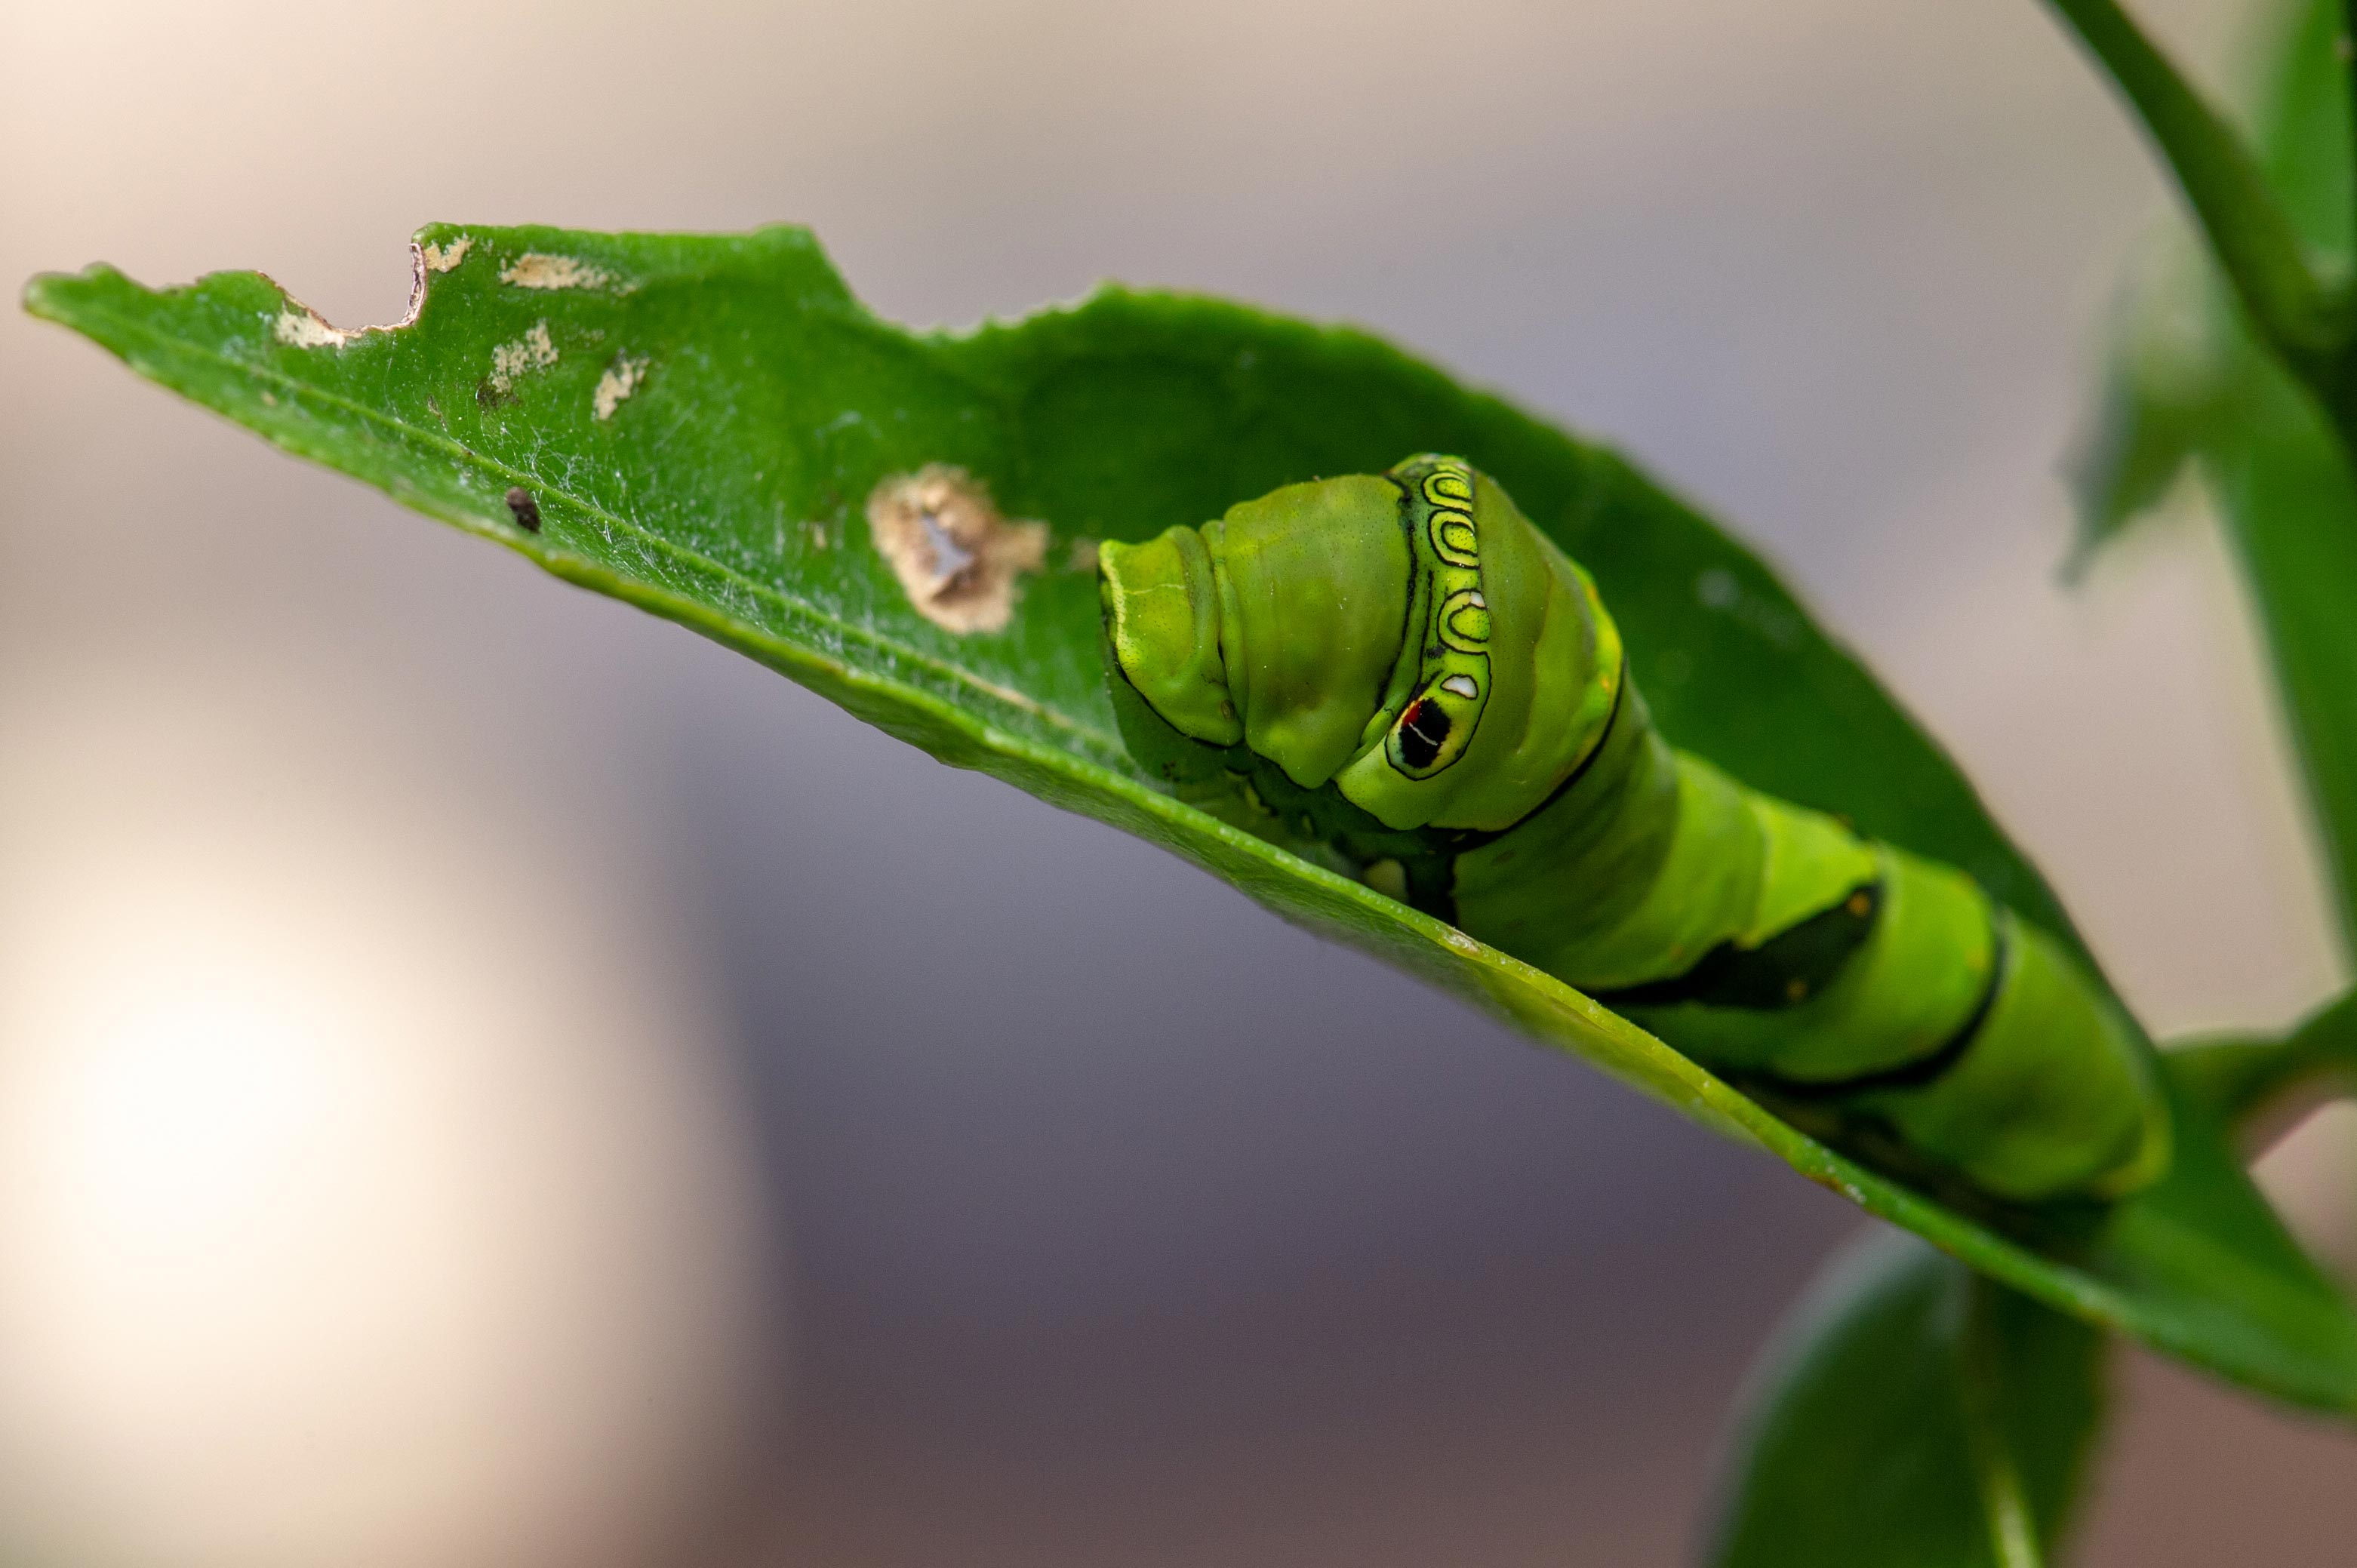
<box><xmin>505</xmin><ymin>487</ymin><xmax>541</xmax><ymax>532</ymax></box>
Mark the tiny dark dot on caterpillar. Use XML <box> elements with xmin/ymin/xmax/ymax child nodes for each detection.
<box><xmin>505</xmin><ymin>487</ymin><xmax>542</xmax><ymax>532</ymax></box>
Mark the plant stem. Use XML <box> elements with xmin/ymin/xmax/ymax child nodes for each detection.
<box><xmin>2044</xmin><ymin>0</ymin><xmax>2346</xmax><ymax>383</ymax></box>
<box><xmin>2169</xmin><ymin>990</ymin><xmax>2357</xmax><ymax>1136</ymax></box>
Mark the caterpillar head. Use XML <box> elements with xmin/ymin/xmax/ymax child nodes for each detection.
<box><xmin>1101</xmin><ymin>472</ymin><xmax>1411</xmax><ymax>788</ymax></box>
<box><xmin>1101</xmin><ymin>457</ymin><xmax>1619</xmax><ymax>835</ymax></box>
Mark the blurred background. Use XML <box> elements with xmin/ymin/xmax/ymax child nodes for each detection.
<box><xmin>4</xmin><ymin>1</ymin><xmax>2355</xmax><ymax>1563</ymax></box>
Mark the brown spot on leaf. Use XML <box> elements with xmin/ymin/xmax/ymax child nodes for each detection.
<box><xmin>866</xmin><ymin>466</ymin><xmax>1047</xmax><ymax>635</ymax></box>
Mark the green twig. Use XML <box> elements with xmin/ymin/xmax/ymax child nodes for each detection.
<box><xmin>2168</xmin><ymin>990</ymin><xmax>2357</xmax><ymax>1134</ymax></box>
<box><xmin>2044</xmin><ymin>0</ymin><xmax>2346</xmax><ymax>383</ymax></box>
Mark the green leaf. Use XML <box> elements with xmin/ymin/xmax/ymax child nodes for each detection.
<box><xmin>23</xmin><ymin>224</ymin><xmax>2357</xmax><ymax>1412</ymax></box>
<box><xmin>1704</xmin><ymin>1229</ymin><xmax>2103</xmax><ymax>1568</ymax></box>
<box><xmin>2067</xmin><ymin>236</ymin><xmax>2228</xmax><ymax>569</ymax></box>
<box><xmin>2074</xmin><ymin>0</ymin><xmax>2357</xmax><ymax>955</ymax></box>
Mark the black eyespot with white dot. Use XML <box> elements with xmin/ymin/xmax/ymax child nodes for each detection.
<box><xmin>1398</xmin><ymin>697</ymin><xmax>1451</xmax><ymax>770</ymax></box>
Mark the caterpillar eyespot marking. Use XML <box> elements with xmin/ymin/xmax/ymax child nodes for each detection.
<box><xmin>1097</xmin><ymin>454</ymin><xmax>2171</xmax><ymax>1204</ymax></box>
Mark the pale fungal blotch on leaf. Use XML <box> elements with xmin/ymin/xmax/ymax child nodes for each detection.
<box><xmin>487</xmin><ymin>321</ymin><xmax>558</xmax><ymax>396</ymax></box>
<box><xmin>272</xmin><ymin>307</ymin><xmax>356</xmax><ymax>349</ymax></box>
<box><xmin>593</xmin><ymin>356</ymin><xmax>648</xmax><ymax>420</ymax></box>
<box><xmin>866</xmin><ymin>466</ymin><xmax>1048</xmax><ymax>635</ymax></box>
<box><xmin>500</xmin><ymin>253</ymin><xmax>610</xmax><ymax>291</ymax></box>
<box><xmin>419</xmin><ymin>236</ymin><xmax>471</xmax><ymax>272</ymax></box>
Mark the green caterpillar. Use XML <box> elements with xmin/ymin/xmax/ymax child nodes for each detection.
<box><xmin>1098</xmin><ymin>455</ymin><xmax>2171</xmax><ymax>1204</ymax></box>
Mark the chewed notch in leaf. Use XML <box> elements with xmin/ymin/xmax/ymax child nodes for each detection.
<box><xmin>867</xmin><ymin>465</ymin><xmax>1048</xmax><ymax>634</ymax></box>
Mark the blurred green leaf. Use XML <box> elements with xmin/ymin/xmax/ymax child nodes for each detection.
<box><xmin>2069</xmin><ymin>235</ymin><xmax>2229</xmax><ymax>567</ymax></box>
<box><xmin>24</xmin><ymin>223</ymin><xmax>2357</xmax><ymax>1411</ymax></box>
<box><xmin>1711</xmin><ymin>1015</ymin><xmax>2357</xmax><ymax>1568</ymax></box>
<box><xmin>1705</xmin><ymin>1228</ymin><xmax>2103</xmax><ymax>1568</ymax></box>
<box><xmin>2075</xmin><ymin>0</ymin><xmax>2357</xmax><ymax>948</ymax></box>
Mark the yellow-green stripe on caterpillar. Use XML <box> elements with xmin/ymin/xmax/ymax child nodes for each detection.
<box><xmin>1099</xmin><ymin>455</ymin><xmax>2170</xmax><ymax>1204</ymax></box>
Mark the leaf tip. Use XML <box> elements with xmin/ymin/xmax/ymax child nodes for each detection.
<box><xmin>19</xmin><ymin>262</ymin><xmax>124</xmax><ymax>327</ymax></box>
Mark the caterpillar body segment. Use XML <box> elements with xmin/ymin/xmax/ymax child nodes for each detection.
<box><xmin>1098</xmin><ymin>455</ymin><xmax>2170</xmax><ymax>1203</ymax></box>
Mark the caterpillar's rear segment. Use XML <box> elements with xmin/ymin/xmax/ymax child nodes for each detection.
<box><xmin>1541</xmin><ymin>767</ymin><xmax>2171</xmax><ymax>1203</ymax></box>
<box><xmin>1099</xmin><ymin>456</ymin><xmax>2171</xmax><ymax>1203</ymax></box>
